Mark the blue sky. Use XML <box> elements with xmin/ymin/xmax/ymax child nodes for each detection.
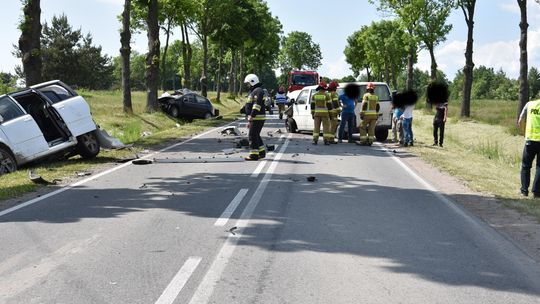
<box><xmin>1</xmin><ymin>0</ymin><xmax>539</xmax><ymax>80</ymax></box>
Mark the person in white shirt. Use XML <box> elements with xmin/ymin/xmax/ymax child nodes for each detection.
<box><xmin>400</xmin><ymin>104</ymin><xmax>415</xmax><ymax>146</ymax></box>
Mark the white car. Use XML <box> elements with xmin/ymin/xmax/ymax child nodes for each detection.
<box><xmin>0</xmin><ymin>80</ymin><xmax>100</xmax><ymax>175</ymax></box>
<box><xmin>284</xmin><ymin>82</ymin><xmax>393</xmax><ymax>141</ymax></box>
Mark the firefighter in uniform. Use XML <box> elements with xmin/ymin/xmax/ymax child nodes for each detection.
<box><xmin>275</xmin><ymin>86</ymin><xmax>288</xmax><ymax>120</ymax></box>
<box><xmin>358</xmin><ymin>82</ymin><xmax>380</xmax><ymax>146</ymax></box>
<box><xmin>519</xmin><ymin>100</ymin><xmax>540</xmax><ymax>197</ymax></box>
<box><xmin>327</xmin><ymin>81</ymin><xmax>341</xmax><ymax>144</ymax></box>
<box><xmin>244</xmin><ymin>74</ymin><xmax>266</xmax><ymax>161</ymax></box>
<box><xmin>311</xmin><ymin>81</ymin><xmax>333</xmax><ymax>145</ymax></box>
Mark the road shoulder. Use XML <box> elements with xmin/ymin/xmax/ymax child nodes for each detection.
<box><xmin>387</xmin><ymin>143</ymin><xmax>540</xmax><ymax>263</ymax></box>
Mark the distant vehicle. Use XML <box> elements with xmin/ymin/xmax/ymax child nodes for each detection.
<box><xmin>158</xmin><ymin>90</ymin><xmax>217</xmax><ymax>120</ymax></box>
<box><xmin>284</xmin><ymin>82</ymin><xmax>393</xmax><ymax>141</ymax></box>
<box><xmin>288</xmin><ymin>70</ymin><xmax>319</xmax><ymax>93</ymax></box>
<box><xmin>0</xmin><ymin>80</ymin><xmax>100</xmax><ymax>175</ymax></box>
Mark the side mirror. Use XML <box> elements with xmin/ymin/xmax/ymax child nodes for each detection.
<box><xmin>0</xmin><ymin>114</ymin><xmax>4</xmax><ymax>124</ymax></box>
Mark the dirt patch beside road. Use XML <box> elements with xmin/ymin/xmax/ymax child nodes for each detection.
<box><xmin>387</xmin><ymin>143</ymin><xmax>540</xmax><ymax>263</ymax></box>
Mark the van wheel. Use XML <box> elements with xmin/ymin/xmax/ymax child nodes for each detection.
<box><xmin>0</xmin><ymin>146</ymin><xmax>17</xmax><ymax>175</ymax></box>
<box><xmin>77</xmin><ymin>131</ymin><xmax>100</xmax><ymax>159</ymax></box>
<box><xmin>375</xmin><ymin>127</ymin><xmax>389</xmax><ymax>142</ymax></box>
<box><xmin>286</xmin><ymin>118</ymin><xmax>297</xmax><ymax>133</ymax></box>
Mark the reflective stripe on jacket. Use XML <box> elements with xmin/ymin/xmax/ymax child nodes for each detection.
<box><xmin>310</xmin><ymin>92</ymin><xmax>332</xmax><ymax>117</ymax></box>
<box><xmin>361</xmin><ymin>93</ymin><xmax>379</xmax><ymax>117</ymax></box>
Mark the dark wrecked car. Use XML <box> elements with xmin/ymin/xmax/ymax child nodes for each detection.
<box><xmin>158</xmin><ymin>89</ymin><xmax>218</xmax><ymax>120</ymax></box>
<box><xmin>0</xmin><ymin>80</ymin><xmax>100</xmax><ymax>175</ymax></box>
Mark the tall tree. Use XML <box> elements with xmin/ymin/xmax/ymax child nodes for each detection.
<box><xmin>120</xmin><ymin>0</ymin><xmax>133</xmax><ymax>114</ymax></box>
<box><xmin>146</xmin><ymin>0</ymin><xmax>160</xmax><ymax>111</ymax></box>
<box><xmin>529</xmin><ymin>67</ymin><xmax>540</xmax><ymax>99</ymax></box>
<box><xmin>18</xmin><ymin>0</ymin><xmax>42</xmax><ymax>86</ymax></box>
<box><xmin>344</xmin><ymin>27</ymin><xmax>371</xmax><ymax>80</ymax></box>
<box><xmin>278</xmin><ymin>31</ymin><xmax>322</xmax><ymax>73</ymax></box>
<box><xmin>459</xmin><ymin>0</ymin><xmax>476</xmax><ymax>117</ymax></box>
<box><xmin>517</xmin><ymin>0</ymin><xmax>529</xmax><ymax>116</ymax></box>
<box><xmin>417</xmin><ymin>0</ymin><xmax>454</xmax><ymax>81</ymax></box>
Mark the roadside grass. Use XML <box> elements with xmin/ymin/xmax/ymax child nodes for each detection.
<box><xmin>409</xmin><ymin>102</ymin><xmax>540</xmax><ymax>220</ymax></box>
<box><xmin>0</xmin><ymin>91</ymin><xmax>242</xmax><ymax>202</ymax></box>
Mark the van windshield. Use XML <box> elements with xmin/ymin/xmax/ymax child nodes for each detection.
<box><xmin>337</xmin><ymin>84</ymin><xmax>391</xmax><ymax>101</ymax></box>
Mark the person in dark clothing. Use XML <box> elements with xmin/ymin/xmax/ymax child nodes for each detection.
<box><xmin>243</xmin><ymin>74</ymin><xmax>266</xmax><ymax>161</ymax></box>
<box><xmin>433</xmin><ymin>102</ymin><xmax>448</xmax><ymax>147</ymax></box>
<box><xmin>519</xmin><ymin>101</ymin><xmax>540</xmax><ymax>198</ymax></box>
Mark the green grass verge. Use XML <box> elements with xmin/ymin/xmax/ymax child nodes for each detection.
<box><xmin>409</xmin><ymin>104</ymin><xmax>540</xmax><ymax>221</ymax></box>
<box><xmin>0</xmin><ymin>90</ymin><xmax>243</xmax><ymax>201</ymax></box>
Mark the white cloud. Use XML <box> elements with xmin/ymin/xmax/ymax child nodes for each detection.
<box><xmin>96</xmin><ymin>0</ymin><xmax>123</xmax><ymax>6</ymax></box>
<box><xmin>320</xmin><ymin>55</ymin><xmax>352</xmax><ymax>79</ymax></box>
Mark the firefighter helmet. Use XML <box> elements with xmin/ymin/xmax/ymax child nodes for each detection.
<box><xmin>244</xmin><ymin>74</ymin><xmax>260</xmax><ymax>86</ymax></box>
<box><xmin>327</xmin><ymin>81</ymin><xmax>338</xmax><ymax>91</ymax></box>
<box><xmin>367</xmin><ymin>82</ymin><xmax>376</xmax><ymax>90</ymax></box>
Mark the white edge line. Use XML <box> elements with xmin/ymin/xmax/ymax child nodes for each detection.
<box><xmin>214</xmin><ymin>189</ymin><xmax>249</xmax><ymax>226</ymax></box>
<box><xmin>188</xmin><ymin>134</ymin><xmax>292</xmax><ymax>304</ymax></box>
<box><xmin>250</xmin><ymin>160</ymin><xmax>267</xmax><ymax>178</ymax></box>
<box><xmin>155</xmin><ymin>256</ymin><xmax>202</xmax><ymax>304</ymax></box>
<box><xmin>0</xmin><ymin>121</ymin><xmax>237</xmax><ymax>218</ymax></box>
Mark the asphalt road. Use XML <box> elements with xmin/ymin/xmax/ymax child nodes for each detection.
<box><xmin>1</xmin><ymin>114</ymin><xmax>540</xmax><ymax>304</ymax></box>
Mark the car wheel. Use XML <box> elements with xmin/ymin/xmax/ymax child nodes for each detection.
<box><xmin>286</xmin><ymin>118</ymin><xmax>297</xmax><ymax>133</ymax></box>
<box><xmin>204</xmin><ymin>112</ymin><xmax>212</xmax><ymax>120</ymax></box>
<box><xmin>77</xmin><ymin>131</ymin><xmax>100</xmax><ymax>159</ymax></box>
<box><xmin>375</xmin><ymin>127</ymin><xmax>389</xmax><ymax>142</ymax></box>
<box><xmin>170</xmin><ymin>106</ymin><xmax>180</xmax><ymax>118</ymax></box>
<box><xmin>0</xmin><ymin>146</ymin><xmax>17</xmax><ymax>175</ymax></box>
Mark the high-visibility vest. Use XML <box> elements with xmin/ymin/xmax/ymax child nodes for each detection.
<box><xmin>526</xmin><ymin>100</ymin><xmax>540</xmax><ymax>141</ymax></box>
<box><xmin>329</xmin><ymin>92</ymin><xmax>340</xmax><ymax>115</ymax></box>
<box><xmin>311</xmin><ymin>92</ymin><xmax>330</xmax><ymax>117</ymax></box>
<box><xmin>361</xmin><ymin>93</ymin><xmax>379</xmax><ymax>117</ymax></box>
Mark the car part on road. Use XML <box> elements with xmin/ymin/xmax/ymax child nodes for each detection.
<box><xmin>307</xmin><ymin>176</ymin><xmax>317</xmax><ymax>182</ymax></box>
<box><xmin>153</xmin><ymin>157</ymin><xmax>245</xmax><ymax>164</ymax></box>
<box><xmin>76</xmin><ymin>171</ymin><xmax>92</xmax><ymax>177</ymax></box>
<box><xmin>76</xmin><ymin>130</ymin><xmax>101</xmax><ymax>159</ymax></box>
<box><xmin>234</xmin><ymin>138</ymin><xmax>250</xmax><ymax>148</ymax></box>
<box><xmin>266</xmin><ymin>144</ymin><xmax>276</xmax><ymax>152</ymax></box>
<box><xmin>0</xmin><ymin>146</ymin><xmax>17</xmax><ymax>175</ymax></box>
<box><xmin>221</xmin><ymin>126</ymin><xmax>240</xmax><ymax>136</ymax></box>
<box><xmin>96</xmin><ymin>127</ymin><xmax>126</xmax><ymax>149</ymax></box>
<box><xmin>132</xmin><ymin>159</ymin><xmax>153</xmax><ymax>165</ymax></box>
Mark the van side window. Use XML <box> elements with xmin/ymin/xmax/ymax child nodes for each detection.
<box><xmin>0</xmin><ymin>97</ymin><xmax>25</xmax><ymax>123</ymax></box>
<box><xmin>297</xmin><ymin>91</ymin><xmax>308</xmax><ymax>104</ymax></box>
<box><xmin>39</xmin><ymin>85</ymin><xmax>74</xmax><ymax>103</ymax></box>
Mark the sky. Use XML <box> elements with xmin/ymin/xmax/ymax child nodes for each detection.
<box><xmin>1</xmin><ymin>0</ymin><xmax>540</xmax><ymax>81</ymax></box>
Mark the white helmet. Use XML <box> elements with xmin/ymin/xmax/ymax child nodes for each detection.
<box><xmin>244</xmin><ymin>74</ymin><xmax>260</xmax><ymax>86</ymax></box>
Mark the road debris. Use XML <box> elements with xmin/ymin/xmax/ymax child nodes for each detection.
<box><xmin>153</xmin><ymin>157</ymin><xmax>244</xmax><ymax>163</ymax></box>
<box><xmin>221</xmin><ymin>126</ymin><xmax>240</xmax><ymax>136</ymax></box>
<box><xmin>115</xmin><ymin>155</ymin><xmax>139</xmax><ymax>163</ymax></box>
<box><xmin>275</xmin><ymin>129</ymin><xmax>282</xmax><ymax>134</ymax></box>
<box><xmin>307</xmin><ymin>176</ymin><xmax>317</xmax><ymax>182</ymax></box>
<box><xmin>228</xmin><ymin>226</ymin><xmax>238</xmax><ymax>235</ymax></box>
<box><xmin>292</xmin><ymin>153</ymin><xmax>300</xmax><ymax>158</ymax></box>
<box><xmin>222</xmin><ymin>148</ymin><xmax>238</xmax><ymax>155</ymax></box>
<box><xmin>267</xmin><ymin>132</ymin><xmax>274</xmax><ymax>137</ymax></box>
<box><xmin>139</xmin><ymin>184</ymin><xmax>147</xmax><ymax>189</ymax></box>
<box><xmin>141</xmin><ymin>131</ymin><xmax>153</xmax><ymax>137</ymax></box>
<box><xmin>76</xmin><ymin>171</ymin><xmax>92</xmax><ymax>177</ymax></box>
<box><xmin>132</xmin><ymin>159</ymin><xmax>153</xmax><ymax>165</ymax></box>
<box><xmin>96</xmin><ymin>127</ymin><xmax>126</xmax><ymax>149</ymax></box>
<box><xmin>234</xmin><ymin>138</ymin><xmax>250</xmax><ymax>148</ymax></box>
<box><xmin>217</xmin><ymin>138</ymin><xmax>222</xmax><ymax>143</ymax></box>
<box><xmin>266</xmin><ymin>144</ymin><xmax>276</xmax><ymax>152</ymax></box>
<box><xmin>28</xmin><ymin>170</ymin><xmax>61</xmax><ymax>185</ymax></box>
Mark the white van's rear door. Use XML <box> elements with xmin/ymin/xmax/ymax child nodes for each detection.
<box><xmin>35</xmin><ymin>84</ymin><xmax>96</xmax><ymax>137</ymax></box>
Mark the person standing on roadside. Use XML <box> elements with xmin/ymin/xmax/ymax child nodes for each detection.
<box><xmin>243</xmin><ymin>74</ymin><xmax>266</xmax><ymax>161</ymax></box>
<box><xmin>327</xmin><ymin>81</ymin><xmax>341</xmax><ymax>144</ymax></box>
<box><xmin>338</xmin><ymin>83</ymin><xmax>359</xmax><ymax>143</ymax></box>
<box><xmin>392</xmin><ymin>105</ymin><xmax>404</xmax><ymax>144</ymax></box>
<box><xmin>427</xmin><ymin>82</ymin><xmax>450</xmax><ymax>148</ymax></box>
<box><xmin>401</xmin><ymin>103</ymin><xmax>414</xmax><ymax>147</ymax></box>
<box><xmin>275</xmin><ymin>86</ymin><xmax>288</xmax><ymax>120</ymax></box>
<box><xmin>311</xmin><ymin>81</ymin><xmax>333</xmax><ymax>145</ymax></box>
<box><xmin>358</xmin><ymin>82</ymin><xmax>380</xmax><ymax>146</ymax></box>
<box><xmin>518</xmin><ymin>100</ymin><xmax>540</xmax><ymax>198</ymax></box>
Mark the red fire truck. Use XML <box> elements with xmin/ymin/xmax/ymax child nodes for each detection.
<box><xmin>287</xmin><ymin>70</ymin><xmax>319</xmax><ymax>92</ymax></box>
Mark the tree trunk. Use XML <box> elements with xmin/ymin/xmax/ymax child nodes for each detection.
<box><xmin>461</xmin><ymin>2</ymin><xmax>476</xmax><ymax>118</ymax></box>
<box><xmin>365</xmin><ymin>67</ymin><xmax>371</xmax><ymax>82</ymax></box>
<box><xmin>237</xmin><ymin>47</ymin><xmax>244</xmax><ymax>95</ymax></box>
<box><xmin>391</xmin><ymin>64</ymin><xmax>398</xmax><ymax>91</ymax></box>
<box><xmin>406</xmin><ymin>28</ymin><xmax>415</xmax><ymax>91</ymax></box>
<box><xmin>518</xmin><ymin>0</ymin><xmax>529</xmax><ymax>116</ymax></box>
<box><xmin>18</xmin><ymin>0</ymin><xmax>42</xmax><ymax>86</ymax></box>
<box><xmin>161</xmin><ymin>18</ymin><xmax>171</xmax><ymax>91</ymax></box>
<box><xmin>428</xmin><ymin>44</ymin><xmax>438</xmax><ymax>81</ymax></box>
<box><xmin>181</xmin><ymin>22</ymin><xmax>192</xmax><ymax>90</ymax></box>
<box><xmin>120</xmin><ymin>0</ymin><xmax>132</xmax><ymax>114</ymax></box>
<box><xmin>216</xmin><ymin>43</ymin><xmax>223</xmax><ymax>102</ymax></box>
<box><xmin>145</xmin><ymin>0</ymin><xmax>160</xmax><ymax>112</ymax></box>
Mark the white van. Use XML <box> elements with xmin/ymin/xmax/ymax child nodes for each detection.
<box><xmin>285</xmin><ymin>82</ymin><xmax>393</xmax><ymax>141</ymax></box>
<box><xmin>0</xmin><ymin>80</ymin><xmax>100</xmax><ymax>175</ymax></box>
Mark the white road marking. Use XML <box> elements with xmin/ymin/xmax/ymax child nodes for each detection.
<box><xmin>0</xmin><ymin>121</ymin><xmax>236</xmax><ymax>218</ymax></box>
<box><xmin>188</xmin><ymin>134</ymin><xmax>292</xmax><ymax>304</ymax></box>
<box><xmin>214</xmin><ymin>189</ymin><xmax>249</xmax><ymax>227</ymax></box>
<box><xmin>155</xmin><ymin>257</ymin><xmax>202</xmax><ymax>304</ymax></box>
<box><xmin>250</xmin><ymin>160</ymin><xmax>267</xmax><ymax>178</ymax></box>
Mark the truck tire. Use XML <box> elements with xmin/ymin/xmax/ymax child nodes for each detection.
<box><xmin>0</xmin><ymin>145</ymin><xmax>17</xmax><ymax>175</ymax></box>
<box><xmin>286</xmin><ymin>118</ymin><xmax>297</xmax><ymax>133</ymax></box>
<box><xmin>375</xmin><ymin>127</ymin><xmax>389</xmax><ymax>142</ymax></box>
<box><xmin>77</xmin><ymin>130</ymin><xmax>101</xmax><ymax>159</ymax></box>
